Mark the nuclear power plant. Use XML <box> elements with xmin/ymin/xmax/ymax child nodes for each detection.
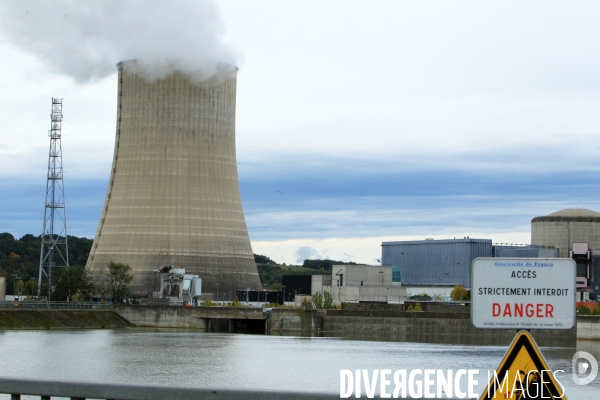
<box><xmin>86</xmin><ymin>61</ymin><xmax>261</xmax><ymax>299</ymax></box>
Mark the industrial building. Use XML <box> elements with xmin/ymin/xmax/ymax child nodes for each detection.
<box><xmin>532</xmin><ymin>208</ymin><xmax>600</xmax><ymax>299</ymax></box>
<box><xmin>381</xmin><ymin>238</ymin><xmax>491</xmax><ymax>288</ymax></box>
<box><xmin>285</xmin><ymin>265</ymin><xmax>405</xmax><ymax>304</ymax></box>
<box><xmin>235</xmin><ymin>289</ymin><xmax>283</xmax><ymax>304</ymax></box>
<box><xmin>86</xmin><ymin>61</ymin><xmax>261</xmax><ymax>299</ymax></box>
<box><xmin>492</xmin><ymin>244</ymin><xmax>558</xmax><ymax>258</ymax></box>
<box><xmin>281</xmin><ymin>275</ymin><xmax>312</xmax><ymax>302</ymax></box>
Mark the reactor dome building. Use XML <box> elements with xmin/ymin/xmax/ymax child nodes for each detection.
<box><xmin>531</xmin><ymin>208</ymin><xmax>600</xmax><ymax>256</ymax></box>
<box><xmin>531</xmin><ymin>207</ymin><xmax>600</xmax><ymax>296</ymax></box>
<box><xmin>85</xmin><ymin>61</ymin><xmax>262</xmax><ymax>299</ymax></box>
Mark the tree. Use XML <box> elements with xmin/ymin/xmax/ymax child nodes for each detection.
<box><xmin>50</xmin><ymin>266</ymin><xmax>97</xmax><ymax>301</ymax></box>
<box><xmin>312</xmin><ymin>292</ymin><xmax>323</xmax><ymax>309</ymax></box>
<box><xmin>323</xmin><ymin>290</ymin><xmax>334</xmax><ymax>309</ymax></box>
<box><xmin>301</xmin><ymin>259</ymin><xmax>358</xmax><ymax>271</ymax></box>
<box><xmin>254</xmin><ymin>254</ymin><xmax>278</xmax><ymax>265</ymax></box>
<box><xmin>105</xmin><ymin>261</ymin><xmax>134</xmax><ymax>304</ymax></box>
<box><xmin>450</xmin><ymin>285</ymin><xmax>469</xmax><ymax>301</ymax></box>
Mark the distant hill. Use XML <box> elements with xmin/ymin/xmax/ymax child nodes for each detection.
<box><xmin>0</xmin><ymin>232</ymin><xmax>93</xmax><ymax>295</ymax></box>
<box><xmin>0</xmin><ymin>234</ymin><xmax>358</xmax><ymax>294</ymax></box>
<box><xmin>253</xmin><ymin>254</ymin><xmax>357</xmax><ymax>289</ymax></box>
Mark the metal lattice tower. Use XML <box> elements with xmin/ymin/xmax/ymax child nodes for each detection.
<box><xmin>38</xmin><ymin>98</ymin><xmax>69</xmax><ymax>300</ymax></box>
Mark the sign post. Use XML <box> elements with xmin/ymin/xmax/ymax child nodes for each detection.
<box><xmin>472</xmin><ymin>258</ymin><xmax>575</xmax><ymax>399</ymax></box>
<box><xmin>478</xmin><ymin>330</ymin><xmax>566</xmax><ymax>399</ymax></box>
<box><xmin>472</xmin><ymin>258</ymin><xmax>575</xmax><ymax>330</ymax></box>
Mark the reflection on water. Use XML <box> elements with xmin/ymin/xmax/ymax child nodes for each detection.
<box><xmin>0</xmin><ymin>329</ymin><xmax>598</xmax><ymax>398</ymax></box>
<box><xmin>292</xmin><ymin>330</ymin><xmax>579</xmax><ymax>348</ymax></box>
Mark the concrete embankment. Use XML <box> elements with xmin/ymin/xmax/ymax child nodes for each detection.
<box><xmin>577</xmin><ymin>315</ymin><xmax>600</xmax><ymax>340</ymax></box>
<box><xmin>0</xmin><ymin>310</ymin><xmax>131</xmax><ymax>329</ymax></box>
<box><xmin>318</xmin><ymin>309</ymin><xmax>577</xmax><ymax>346</ymax></box>
<box><xmin>114</xmin><ymin>305</ymin><xmax>266</xmax><ymax>332</ymax></box>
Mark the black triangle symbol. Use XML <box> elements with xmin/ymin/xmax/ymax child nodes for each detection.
<box><xmin>480</xmin><ymin>331</ymin><xmax>565</xmax><ymax>399</ymax></box>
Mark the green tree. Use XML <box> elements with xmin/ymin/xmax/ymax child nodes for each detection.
<box><xmin>50</xmin><ymin>266</ymin><xmax>97</xmax><ymax>301</ymax></box>
<box><xmin>301</xmin><ymin>259</ymin><xmax>358</xmax><ymax>271</ymax></box>
<box><xmin>450</xmin><ymin>285</ymin><xmax>469</xmax><ymax>301</ymax></box>
<box><xmin>577</xmin><ymin>303</ymin><xmax>591</xmax><ymax>315</ymax></box>
<box><xmin>105</xmin><ymin>261</ymin><xmax>134</xmax><ymax>304</ymax></box>
<box><xmin>312</xmin><ymin>292</ymin><xmax>323</xmax><ymax>309</ymax></box>
<box><xmin>323</xmin><ymin>290</ymin><xmax>334</xmax><ymax>309</ymax></box>
<box><xmin>254</xmin><ymin>254</ymin><xmax>278</xmax><ymax>265</ymax></box>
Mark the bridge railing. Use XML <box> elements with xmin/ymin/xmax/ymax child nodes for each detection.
<box><xmin>0</xmin><ymin>376</ymin><xmax>342</xmax><ymax>400</ymax></box>
<box><xmin>0</xmin><ymin>301</ymin><xmax>111</xmax><ymax>310</ymax></box>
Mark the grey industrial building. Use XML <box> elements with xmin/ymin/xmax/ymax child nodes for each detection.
<box><xmin>313</xmin><ymin>264</ymin><xmax>405</xmax><ymax>303</ymax></box>
<box><xmin>381</xmin><ymin>238</ymin><xmax>491</xmax><ymax>288</ymax></box>
<box><xmin>532</xmin><ymin>207</ymin><xmax>600</xmax><ymax>299</ymax></box>
<box><xmin>86</xmin><ymin>61</ymin><xmax>261</xmax><ymax>298</ymax></box>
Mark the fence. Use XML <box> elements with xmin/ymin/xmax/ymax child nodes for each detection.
<box><xmin>0</xmin><ymin>301</ymin><xmax>111</xmax><ymax>310</ymax></box>
<box><xmin>0</xmin><ymin>376</ymin><xmax>340</xmax><ymax>400</ymax></box>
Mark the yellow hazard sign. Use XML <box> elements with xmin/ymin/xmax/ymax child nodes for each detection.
<box><xmin>480</xmin><ymin>330</ymin><xmax>566</xmax><ymax>399</ymax></box>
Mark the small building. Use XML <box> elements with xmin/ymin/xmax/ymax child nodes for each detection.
<box><xmin>283</xmin><ymin>265</ymin><xmax>404</xmax><ymax>304</ymax></box>
<box><xmin>311</xmin><ymin>265</ymin><xmax>405</xmax><ymax>304</ymax></box>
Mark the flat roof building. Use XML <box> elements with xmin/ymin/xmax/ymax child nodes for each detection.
<box><xmin>381</xmin><ymin>238</ymin><xmax>492</xmax><ymax>288</ymax></box>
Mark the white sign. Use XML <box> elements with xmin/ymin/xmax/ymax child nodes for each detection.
<box><xmin>471</xmin><ymin>258</ymin><xmax>575</xmax><ymax>330</ymax></box>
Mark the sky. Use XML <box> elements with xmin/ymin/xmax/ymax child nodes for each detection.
<box><xmin>1</xmin><ymin>1</ymin><xmax>600</xmax><ymax>265</ymax></box>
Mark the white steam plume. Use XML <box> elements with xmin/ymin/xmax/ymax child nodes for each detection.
<box><xmin>0</xmin><ymin>0</ymin><xmax>238</xmax><ymax>83</ymax></box>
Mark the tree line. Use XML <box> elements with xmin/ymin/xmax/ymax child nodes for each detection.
<box><xmin>0</xmin><ymin>232</ymin><xmax>92</xmax><ymax>297</ymax></box>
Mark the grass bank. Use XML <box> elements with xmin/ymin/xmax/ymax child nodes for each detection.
<box><xmin>0</xmin><ymin>310</ymin><xmax>131</xmax><ymax>329</ymax></box>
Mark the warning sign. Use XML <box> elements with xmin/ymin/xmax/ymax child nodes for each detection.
<box><xmin>472</xmin><ymin>258</ymin><xmax>575</xmax><ymax>329</ymax></box>
<box><xmin>479</xmin><ymin>331</ymin><xmax>566</xmax><ymax>399</ymax></box>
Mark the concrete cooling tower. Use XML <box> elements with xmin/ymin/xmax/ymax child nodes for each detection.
<box><xmin>86</xmin><ymin>61</ymin><xmax>261</xmax><ymax>299</ymax></box>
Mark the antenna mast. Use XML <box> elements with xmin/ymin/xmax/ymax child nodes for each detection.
<box><xmin>38</xmin><ymin>98</ymin><xmax>69</xmax><ymax>300</ymax></box>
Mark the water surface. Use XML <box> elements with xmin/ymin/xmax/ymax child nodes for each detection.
<box><xmin>0</xmin><ymin>329</ymin><xmax>598</xmax><ymax>397</ymax></box>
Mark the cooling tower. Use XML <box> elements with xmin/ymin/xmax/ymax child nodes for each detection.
<box><xmin>86</xmin><ymin>61</ymin><xmax>262</xmax><ymax>299</ymax></box>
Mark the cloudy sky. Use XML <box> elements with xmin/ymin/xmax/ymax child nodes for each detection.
<box><xmin>1</xmin><ymin>1</ymin><xmax>599</xmax><ymax>265</ymax></box>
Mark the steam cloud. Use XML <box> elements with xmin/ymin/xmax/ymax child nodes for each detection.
<box><xmin>0</xmin><ymin>0</ymin><xmax>238</xmax><ymax>83</ymax></box>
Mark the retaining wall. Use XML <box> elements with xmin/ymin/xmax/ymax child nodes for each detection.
<box><xmin>576</xmin><ymin>315</ymin><xmax>600</xmax><ymax>339</ymax></box>
<box><xmin>0</xmin><ymin>310</ymin><xmax>131</xmax><ymax>329</ymax></box>
<box><xmin>114</xmin><ymin>306</ymin><xmax>267</xmax><ymax>332</ymax></box>
<box><xmin>319</xmin><ymin>310</ymin><xmax>577</xmax><ymax>347</ymax></box>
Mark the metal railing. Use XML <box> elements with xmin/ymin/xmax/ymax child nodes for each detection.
<box><xmin>0</xmin><ymin>376</ymin><xmax>340</xmax><ymax>400</ymax></box>
<box><xmin>0</xmin><ymin>301</ymin><xmax>111</xmax><ymax>310</ymax></box>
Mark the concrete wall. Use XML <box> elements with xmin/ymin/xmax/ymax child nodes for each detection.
<box><xmin>323</xmin><ymin>285</ymin><xmax>406</xmax><ymax>303</ymax></box>
<box><xmin>268</xmin><ymin>308</ymin><xmax>318</xmax><ymax>333</ymax></box>
<box><xmin>0</xmin><ymin>275</ymin><xmax>5</xmax><ymax>301</ymax></box>
<box><xmin>320</xmin><ymin>310</ymin><xmax>576</xmax><ymax>347</ymax></box>
<box><xmin>86</xmin><ymin>61</ymin><xmax>261</xmax><ymax>298</ymax></box>
<box><xmin>114</xmin><ymin>306</ymin><xmax>266</xmax><ymax>331</ymax></box>
<box><xmin>577</xmin><ymin>315</ymin><xmax>600</xmax><ymax>339</ymax></box>
<box><xmin>331</xmin><ymin>265</ymin><xmax>392</xmax><ymax>287</ymax></box>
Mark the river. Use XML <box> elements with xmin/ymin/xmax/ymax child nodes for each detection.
<box><xmin>0</xmin><ymin>329</ymin><xmax>598</xmax><ymax>398</ymax></box>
